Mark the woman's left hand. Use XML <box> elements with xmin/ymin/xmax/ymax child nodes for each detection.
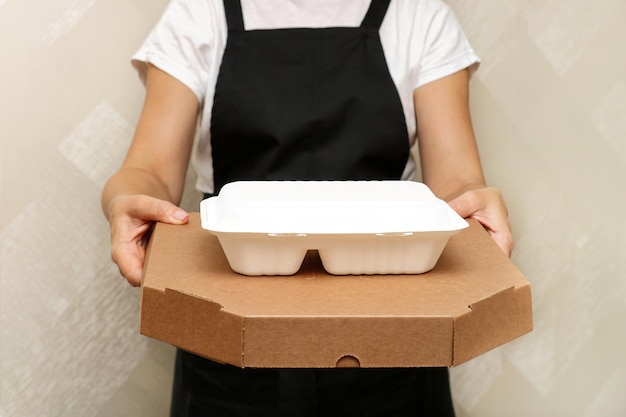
<box><xmin>447</xmin><ymin>187</ymin><xmax>514</xmax><ymax>257</ymax></box>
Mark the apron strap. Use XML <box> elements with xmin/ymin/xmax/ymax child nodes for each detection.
<box><xmin>361</xmin><ymin>0</ymin><xmax>392</xmax><ymax>29</ymax></box>
<box><xmin>223</xmin><ymin>0</ymin><xmax>245</xmax><ymax>32</ymax></box>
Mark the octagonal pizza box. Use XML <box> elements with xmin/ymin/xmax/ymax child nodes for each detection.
<box><xmin>140</xmin><ymin>214</ymin><xmax>532</xmax><ymax>368</ymax></box>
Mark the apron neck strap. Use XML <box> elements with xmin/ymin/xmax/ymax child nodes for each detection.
<box><xmin>361</xmin><ymin>0</ymin><xmax>392</xmax><ymax>29</ymax></box>
<box><xmin>223</xmin><ymin>0</ymin><xmax>245</xmax><ymax>32</ymax></box>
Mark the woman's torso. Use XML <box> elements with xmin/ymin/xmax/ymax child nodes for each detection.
<box><xmin>132</xmin><ymin>0</ymin><xmax>479</xmax><ymax>193</ymax></box>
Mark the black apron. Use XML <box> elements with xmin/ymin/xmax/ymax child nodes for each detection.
<box><xmin>171</xmin><ymin>0</ymin><xmax>455</xmax><ymax>416</ymax></box>
<box><xmin>209</xmin><ymin>0</ymin><xmax>409</xmax><ymax>192</ymax></box>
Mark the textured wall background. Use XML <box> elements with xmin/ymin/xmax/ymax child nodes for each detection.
<box><xmin>1</xmin><ymin>0</ymin><xmax>624</xmax><ymax>416</ymax></box>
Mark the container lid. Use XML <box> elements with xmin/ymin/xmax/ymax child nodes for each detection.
<box><xmin>201</xmin><ymin>180</ymin><xmax>469</xmax><ymax>235</ymax></box>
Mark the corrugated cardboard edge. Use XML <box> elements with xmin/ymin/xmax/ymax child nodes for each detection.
<box><xmin>139</xmin><ymin>285</ymin><xmax>533</xmax><ymax>369</ymax></box>
<box><xmin>452</xmin><ymin>282</ymin><xmax>533</xmax><ymax>366</ymax></box>
<box><xmin>240</xmin><ymin>315</ymin><xmax>456</xmax><ymax>368</ymax></box>
<box><xmin>140</xmin><ymin>225</ymin><xmax>247</xmax><ymax>366</ymax></box>
<box><xmin>140</xmin><ymin>286</ymin><xmax>458</xmax><ymax>368</ymax></box>
<box><xmin>449</xmin><ymin>221</ymin><xmax>533</xmax><ymax>366</ymax></box>
<box><xmin>140</xmin><ymin>286</ymin><xmax>246</xmax><ymax>367</ymax></box>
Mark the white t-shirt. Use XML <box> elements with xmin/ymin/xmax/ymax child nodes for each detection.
<box><xmin>132</xmin><ymin>0</ymin><xmax>479</xmax><ymax>194</ymax></box>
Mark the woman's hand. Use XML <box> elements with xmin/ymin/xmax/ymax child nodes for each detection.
<box><xmin>412</xmin><ymin>70</ymin><xmax>514</xmax><ymax>257</ymax></box>
<box><xmin>107</xmin><ymin>194</ymin><xmax>189</xmax><ymax>286</ymax></box>
<box><xmin>447</xmin><ymin>187</ymin><xmax>514</xmax><ymax>257</ymax></box>
<box><xmin>101</xmin><ymin>65</ymin><xmax>199</xmax><ymax>286</ymax></box>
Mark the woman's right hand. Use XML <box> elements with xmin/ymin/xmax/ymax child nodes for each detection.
<box><xmin>107</xmin><ymin>194</ymin><xmax>189</xmax><ymax>287</ymax></box>
<box><xmin>101</xmin><ymin>65</ymin><xmax>199</xmax><ymax>286</ymax></box>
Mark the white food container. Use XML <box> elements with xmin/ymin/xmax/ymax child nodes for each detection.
<box><xmin>200</xmin><ymin>180</ymin><xmax>469</xmax><ymax>276</ymax></box>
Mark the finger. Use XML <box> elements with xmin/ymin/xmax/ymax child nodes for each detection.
<box><xmin>492</xmin><ymin>231</ymin><xmax>514</xmax><ymax>257</ymax></box>
<box><xmin>109</xmin><ymin>210</ymin><xmax>152</xmax><ymax>286</ymax></box>
<box><xmin>448</xmin><ymin>189</ymin><xmax>514</xmax><ymax>257</ymax></box>
<box><xmin>111</xmin><ymin>240</ymin><xmax>145</xmax><ymax>287</ymax></box>
<box><xmin>107</xmin><ymin>195</ymin><xmax>189</xmax><ymax>286</ymax></box>
<box><xmin>477</xmin><ymin>216</ymin><xmax>514</xmax><ymax>256</ymax></box>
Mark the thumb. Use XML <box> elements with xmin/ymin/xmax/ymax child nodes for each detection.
<box><xmin>127</xmin><ymin>195</ymin><xmax>190</xmax><ymax>225</ymax></box>
<box><xmin>447</xmin><ymin>192</ymin><xmax>475</xmax><ymax>219</ymax></box>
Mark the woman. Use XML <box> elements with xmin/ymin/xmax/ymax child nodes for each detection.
<box><xmin>102</xmin><ymin>0</ymin><xmax>513</xmax><ymax>415</ymax></box>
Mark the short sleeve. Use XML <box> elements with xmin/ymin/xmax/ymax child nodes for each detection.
<box><xmin>410</xmin><ymin>0</ymin><xmax>480</xmax><ymax>90</ymax></box>
<box><xmin>131</xmin><ymin>0</ymin><xmax>221</xmax><ymax>102</ymax></box>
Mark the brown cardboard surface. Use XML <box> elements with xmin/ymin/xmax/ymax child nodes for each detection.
<box><xmin>140</xmin><ymin>214</ymin><xmax>532</xmax><ymax>368</ymax></box>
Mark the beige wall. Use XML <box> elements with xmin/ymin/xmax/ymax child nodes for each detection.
<box><xmin>1</xmin><ymin>0</ymin><xmax>624</xmax><ymax>416</ymax></box>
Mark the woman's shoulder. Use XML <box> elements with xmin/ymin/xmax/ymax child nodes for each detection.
<box><xmin>391</xmin><ymin>0</ymin><xmax>456</xmax><ymax>17</ymax></box>
<box><xmin>163</xmin><ymin>0</ymin><xmax>225</xmax><ymax>24</ymax></box>
<box><xmin>387</xmin><ymin>0</ymin><xmax>465</xmax><ymax>36</ymax></box>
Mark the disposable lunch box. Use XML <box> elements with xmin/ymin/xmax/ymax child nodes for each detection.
<box><xmin>200</xmin><ymin>180</ymin><xmax>469</xmax><ymax>276</ymax></box>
